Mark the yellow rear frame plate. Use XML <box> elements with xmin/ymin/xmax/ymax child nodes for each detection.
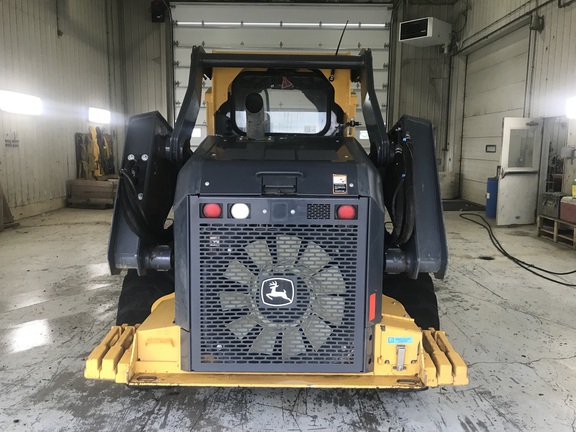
<box><xmin>85</xmin><ymin>295</ymin><xmax>468</xmax><ymax>388</ymax></box>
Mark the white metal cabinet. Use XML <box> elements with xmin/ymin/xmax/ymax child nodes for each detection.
<box><xmin>496</xmin><ymin>117</ymin><xmax>543</xmax><ymax>226</ymax></box>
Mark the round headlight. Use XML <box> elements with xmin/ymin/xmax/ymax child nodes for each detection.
<box><xmin>230</xmin><ymin>203</ymin><xmax>250</xmax><ymax>219</ymax></box>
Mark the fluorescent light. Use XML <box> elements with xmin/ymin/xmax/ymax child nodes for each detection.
<box><xmin>357</xmin><ymin>23</ymin><xmax>389</xmax><ymax>29</ymax></box>
<box><xmin>243</xmin><ymin>22</ymin><xmax>281</xmax><ymax>27</ymax></box>
<box><xmin>192</xmin><ymin>127</ymin><xmax>202</xmax><ymax>138</ymax></box>
<box><xmin>0</xmin><ymin>90</ymin><xmax>42</xmax><ymax>115</ymax></box>
<box><xmin>282</xmin><ymin>23</ymin><xmax>318</xmax><ymax>28</ymax></box>
<box><xmin>89</xmin><ymin>107</ymin><xmax>111</xmax><ymax>124</ymax></box>
<box><xmin>567</xmin><ymin>97</ymin><xmax>576</xmax><ymax>119</ymax></box>
<box><xmin>175</xmin><ymin>21</ymin><xmax>387</xmax><ymax>29</ymax></box>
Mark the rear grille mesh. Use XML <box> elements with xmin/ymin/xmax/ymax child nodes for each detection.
<box><xmin>306</xmin><ymin>204</ymin><xmax>331</xmax><ymax>220</ymax></box>
<box><xmin>196</xmin><ymin>223</ymin><xmax>359</xmax><ymax>368</ymax></box>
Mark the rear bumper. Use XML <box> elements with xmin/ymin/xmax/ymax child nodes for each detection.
<box><xmin>85</xmin><ymin>294</ymin><xmax>468</xmax><ymax>389</ymax></box>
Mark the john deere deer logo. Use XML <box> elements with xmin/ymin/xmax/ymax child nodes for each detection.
<box><xmin>261</xmin><ymin>278</ymin><xmax>295</xmax><ymax>307</ymax></box>
<box><xmin>266</xmin><ymin>281</ymin><xmax>290</xmax><ymax>301</ymax></box>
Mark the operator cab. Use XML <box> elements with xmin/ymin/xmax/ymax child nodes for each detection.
<box><xmin>209</xmin><ymin>68</ymin><xmax>357</xmax><ymax>140</ymax></box>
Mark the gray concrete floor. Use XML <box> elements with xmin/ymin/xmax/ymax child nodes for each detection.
<box><xmin>1</xmin><ymin>208</ymin><xmax>575</xmax><ymax>432</ymax></box>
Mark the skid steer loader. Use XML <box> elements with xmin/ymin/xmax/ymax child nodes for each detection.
<box><xmin>85</xmin><ymin>47</ymin><xmax>468</xmax><ymax>388</ymax></box>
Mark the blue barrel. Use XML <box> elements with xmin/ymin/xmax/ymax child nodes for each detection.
<box><xmin>486</xmin><ymin>177</ymin><xmax>498</xmax><ymax>219</ymax></box>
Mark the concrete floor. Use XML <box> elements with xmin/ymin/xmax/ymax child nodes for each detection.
<box><xmin>1</xmin><ymin>208</ymin><xmax>575</xmax><ymax>432</ymax></box>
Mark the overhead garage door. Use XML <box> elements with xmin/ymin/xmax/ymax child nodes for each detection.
<box><xmin>460</xmin><ymin>26</ymin><xmax>530</xmax><ymax>204</ymax></box>
<box><xmin>171</xmin><ymin>3</ymin><xmax>392</xmax><ymax>148</ymax></box>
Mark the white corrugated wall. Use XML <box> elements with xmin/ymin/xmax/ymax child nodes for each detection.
<box><xmin>390</xmin><ymin>3</ymin><xmax>453</xmax><ymax>171</ymax></box>
<box><xmin>392</xmin><ymin>0</ymin><xmax>576</xmax><ymax>200</ymax></box>
<box><xmin>454</xmin><ymin>0</ymin><xmax>576</xmax><ymax>118</ymax></box>
<box><xmin>451</xmin><ymin>0</ymin><xmax>576</xmax><ymax>201</ymax></box>
<box><xmin>119</xmin><ymin>0</ymin><xmax>167</xmax><ymax>119</ymax></box>
<box><xmin>527</xmin><ymin>2</ymin><xmax>576</xmax><ymax>118</ymax></box>
<box><xmin>0</xmin><ymin>0</ymin><xmax>123</xmax><ymax>218</ymax></box>
<box><xmin>2</xmin><ymin>1</ymin><xmax>574</xmax><ymax>214</ymax></box>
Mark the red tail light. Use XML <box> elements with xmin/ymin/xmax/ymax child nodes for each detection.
<box><xmin>369</xmin><ymin>292</ymin><xmax>376</xmax><ymax>321</ymax></box>
<box><xmin>202</xmin><ymin>203</ymin><xmax>222</xmax><ymax>218</ymax></box>
<box><xmin>336</xmin><ymin>205</ymin><xmax>357</xmax><ymax>220</ymax></box>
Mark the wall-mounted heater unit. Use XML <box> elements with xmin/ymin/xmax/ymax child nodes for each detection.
<box><xmin>399</xmin><ymin>17</ymin><xmax>452</xmax><ymax>47</ymax></box>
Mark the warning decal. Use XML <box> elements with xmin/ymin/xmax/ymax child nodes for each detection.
<box><xmin>333</xmin><ymin>174</ymin><xmax>348</xmax><ymax>194</ymax></box>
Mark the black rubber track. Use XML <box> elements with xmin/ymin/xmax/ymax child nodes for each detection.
<box><xmin>116</xmin><ymin>269</ymin><xmax>175</xmax><ymax>326</ymax></box>
<box><xmin>382</xmin><ymin>272</ymin><xmax>440</xmax><ymax>330</ymax></box>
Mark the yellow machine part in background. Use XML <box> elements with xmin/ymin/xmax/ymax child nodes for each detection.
<box><xmin>85</xmin><ymin>295</ymin><xmax>468</xmax><ymax>388</ymax></box>
<box><xmin>88</xmin><ymin>126</ymin><xmax>102</xmax><ymax>178</ymax></box>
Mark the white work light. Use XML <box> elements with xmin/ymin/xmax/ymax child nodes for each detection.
<box><xmin>89</xmin><ymin>107</ymin><xmax>111</xmax><ymax>124</ymax></box>
<box><xmin>230</xmin><ymin>203</ymin><xmax>250</xmax><ymax>219</ymax></box>
<box><xmin>567</xmin><ymin>97</ymin><xmax>576</xmax><ymax>120</ymax></box>
<box><xmin>0</xmin><ymin>90</ymin><xmax>42</xmax><ymax>115</ymax></box>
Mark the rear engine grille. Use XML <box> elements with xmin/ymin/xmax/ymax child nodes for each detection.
<box><xmin>196</xmin><ymin>223</ymin><xmax>360</xmax><ymax>370</ymax></box>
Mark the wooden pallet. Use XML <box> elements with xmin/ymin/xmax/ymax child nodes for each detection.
<box><xmin>66</xmin><ymin>179</ymin><xmax>117</xmax><ymax>209</ymax></box>
<box><xmin>0</xmin><ymin>181</ymin><xmax>19</xmax><ymax>231</ymax></box>
<box><xmin>67</xmin><ymin>197</ymin><xmax>114</xmax><ymax>209</ymax></box>
<box><xmin>537</xmin><ymin>214</ymin><xmax>576</xmax><ymax>249</ymax></box>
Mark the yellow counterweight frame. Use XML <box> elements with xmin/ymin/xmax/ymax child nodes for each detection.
<box><xmin>85</xmin><ymin>294</ymin><xmax>468</xmax><ymax>388</ymax></box>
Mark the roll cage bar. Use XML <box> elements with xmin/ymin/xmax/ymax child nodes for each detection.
<box><xmin>166</xmin><ymin>46</ymin><xmax>390</xmax><ymax>167</ymax></box>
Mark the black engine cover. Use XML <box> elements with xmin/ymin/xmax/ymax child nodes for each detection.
<box><xmin>174</xmin><ymin>135</ymin><xmax>385</xmax><ymax>373</ymax></box>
